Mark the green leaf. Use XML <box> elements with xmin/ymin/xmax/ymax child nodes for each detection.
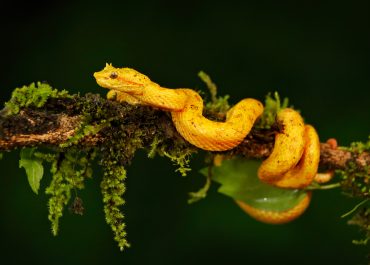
<box><xmin>207</xmin><ymin>158</ymin><xmax>307</xmax><ymax>212</ymax></box>
<box><xmin>0</xmin><ymin>153</ymin><xmax>3</xmax><ymax>160</ymax></box>
<box><xmin>19</xmin><ymin>148</ymin><xmax>44</xmax><ymax>194</ymax></box>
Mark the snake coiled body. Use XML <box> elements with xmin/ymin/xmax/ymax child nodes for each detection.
<box><xmin>94</xmin><ymin>64</ymin><xmax>324</xmax><ymax>224</ymax></box>
<box><xmin>95</xmin><ymin>65</ymin><xmax>264</xmax><ymax>151</ymax></box>
<box><xmin>171</xmin><ymin>89</ymin><xmax>263</xmax><ymax>151</ymax></box>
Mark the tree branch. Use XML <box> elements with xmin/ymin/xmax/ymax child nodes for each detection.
<box><xmin>1</xmin><ymin>95</ymin><xmax>368</xmax><ymax>171</ymax></box>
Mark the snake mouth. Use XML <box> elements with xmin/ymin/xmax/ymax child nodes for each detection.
<box><xmin>111</xmin><ymin>85</ymin><xmax>144</xmax><ymax>95</ymax></box>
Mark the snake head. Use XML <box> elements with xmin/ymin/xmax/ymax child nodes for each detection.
<box><xmin>94</xmin><ymin>63</ymin><xmax>152</xmax><ymax>95</ymax></box>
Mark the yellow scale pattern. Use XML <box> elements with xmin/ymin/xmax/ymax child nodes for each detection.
<box><xmin>94</xmin><ymin>64</ymin><xmax>324</xmax><ymax>224</ymax></box>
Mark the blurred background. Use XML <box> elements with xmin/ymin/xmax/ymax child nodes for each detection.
<box><xmin>0</xmin><ymin>1</ymin><xmax>369</xmax><ymax>264</ymax></box>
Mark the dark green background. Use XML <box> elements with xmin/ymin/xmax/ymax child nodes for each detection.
<box><xmin>1</xmin><ymin>1</ymin><xmax>369</xmax><ymax>264</ymax></box>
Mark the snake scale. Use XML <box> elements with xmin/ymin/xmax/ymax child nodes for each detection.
<box><xmin>94</xmin><ymin>63</ymin><xmax>327</xmax><ymax>224</ymax></box>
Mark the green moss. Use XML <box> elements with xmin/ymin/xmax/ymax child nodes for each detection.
<box><xmin>199</xmin><ymin>71</ymin><xmax>230</xmax><ymax>117</ymax></box>
<box><xmin>256</xmin><ymin>92</ymin><xmax>290</xmax><ymax>129</ymax></box>
<box><xmin>4</xmin><ymin>82</ymin><xmax>71</xmax><ymax>115</ymax></box>
<box><xmin>60</xmin><ymin>121</ymin><xmax>109</xmax><ymax>148</ymax></box>
<box><xmin>336</xmin><ymin>135</ymin><xmax>370</xmax><ymax>199</ymax></box>
<box><xmin>344</xmin><ymin>135</ymin><xmax>370</xmax><ymax>153</ymax></box>
<box><xmin>337</xmin><ymin>164</ymin><xmax>370</xmax><ymax>199</ymax></box>
<box><xmin>160</xmin><ymin>147</ymin><xmax>193</xmax><ymax>177</ymax></box>
<box><xmin>335</xmin><ymin>136</ymin><xmax>370</xmax><ymax>248</ymax></box>
<box><xmin>6</xmin><ymin>91</ymin><xmax>139</xmax><ymax>250</ymax></box>
<box><xmin>188</xmin><ymin>165</ymin><xmax>211</xmax><ymax>204</ymax></box>
<box><xmin>98</xmin><ymin>131</ymin><xmax>141</xmax><ymax>251</ymax></box>
<box><xmin>198</xmin><ymin>71</ymin><xmax>218</xmax><ymax>103</ymax></box>
<box><xmin>347</xmin><ymin>205</ymin><xmax>370</xmax><ymax>245</ymax></box>
<box><xmin>100</xmin><ymin>164</ymin><xmax>130</xmax><ymax>251</ymax></box>
<box><xmin>45</xmin><ymin>148</ymin><xmax>95</xmax><ymax>235</ymax></box>
<box><xmin>147</xmin><ymin>128</ymin><xmax>196</xmax><ymax>177</ymax></box>
<box><xmin>147</xmin><ymin>136</ymin><xmax>162</xmax><ymax>159</ymax></box>
<box><xmin>46</xmin><ymin>157</ymin><xmax>70</xmax><ymax>236</ymax></box>
<box><xmin>10</xmin><ymin>77</ymin><xmax>369</xmax><ymax>253</ymax></box>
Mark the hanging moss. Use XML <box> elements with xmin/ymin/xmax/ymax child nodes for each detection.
<box><xmin>1</xmin><ymin>73</ymin><xmax>369</xmax><ymax>255</ymax></box>
<box><xmin>45</xmin><ymin>148</ymin><xmax>95</xmax><ymax>235</ymax></box>
<box><xmin>100</xmin><ymin>163</ymin><xmax>129</xmax><ymax>251</ymax></box>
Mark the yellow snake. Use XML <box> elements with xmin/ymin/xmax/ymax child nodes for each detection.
<box><xmin>94</xmin><ymin>64</ymin><xmax>264</xmax><ymax>151</ymax></box>
<box><xmin>94</xmin><ymin>63</ymin><xmax>323</xmax><ymax>224</ymax></box>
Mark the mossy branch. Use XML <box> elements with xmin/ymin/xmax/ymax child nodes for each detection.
<box><xmin>0</xmin><ymin>82</ymin><xmax>369</xmax><ymax>251</ymax></box>
<box><xmin>0</xmin><ymin>94</ymin><xmax>368</xmax><ymax>171</ymax></box>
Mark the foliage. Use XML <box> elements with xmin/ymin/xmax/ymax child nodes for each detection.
<box><xmin>100</xmin><ymin>163</ymin><xmax>129</xmax><ymax>251</ymax></box>
<box><xmin>46</xmin><ymin>149</ymin><xmax>94</xmax><ymax>235</ymax></box>
<box><xmin>256</xmin><ymin>91</ymin><xmax>290</xmax><ymax>129</ymax></box>
<box><xmin>0</xmin><ymin>75</ymin><xmax>369</xmax><ymax>255</ymax></box>
<box><xmin>19</xmin><ymin>148</ymin><xmax>44</xmax><ymax>194</ymax></box>
<box><xmin>59</xmin><ymin>122</ymin><xmax>109</xmax><ymax>148</ymax></box>
<box><xmin>18</xmin><ymin>147</ymin><xmax>94</xmax><ymax>236</ymax></box>
<box><xmin>346</xmin><ymin>135</ymin><xmax>370</xmax><ymax>154</ymax></box>
<box><xmin>336</xmin><ymin>135</ymin><xmax>370</xmax><ymax>246</ymax></box>
<box><xmin>210</xmin><ymin>158</ymin><xmax>307</xmax><ymax>211</ymax></box>
<box><xmin>336</xmin><ymin>135</ymin><xmax>370</xmax><ymax>198</ymax></box>
<box><xmin>199</xmin><ymin>71</ymin><xmax>231</xmax><ymax>115</ymax></box>
<box><xmin>155</xmin><ymin>143</ymin><xmax>194</xmax><ymax>177</ymax></box>
<box><xmin>4</xmin><ymin>82</ymin><xmax>71</xmax><ymax>115</ymax></box>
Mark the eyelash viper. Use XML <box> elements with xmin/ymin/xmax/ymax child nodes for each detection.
<box><xmin>94</xmin><ymin>63</ymin><xmax>324</xmax><ymax>224</ymax></box>
<box><xmin>95</xmin><ymin>64</ymin><xmax>264</xmax><ymax>151</ymax></box>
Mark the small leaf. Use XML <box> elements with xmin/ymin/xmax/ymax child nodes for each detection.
<box><xmin>19</xmin><ymin>148</ymin><xmax>44</xmax><ymax>194</ymax></box>
<box><xmin>0</xmin><ymin>153</ymin><xmax>3</xmax><ymax>160</ymax></box>
<box><xmin>207</xmin><ymin>158</ymin><xmax>307</xmax><ymax>212</ymax></box>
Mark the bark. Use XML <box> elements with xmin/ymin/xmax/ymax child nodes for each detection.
<box><xmin>1</xmin><ymin>100</ymin><xmax>368</xmax><ymax>171</ymax></box>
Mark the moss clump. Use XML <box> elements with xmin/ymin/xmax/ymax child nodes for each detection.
<box><xmin>60</xmin><ymin>122</ymin><xmax>109</xmax><ymax>148</ymax></box>
<box><xmin>199</xmin><ymin>71</ymin><xmax>230</xmax><ymax>120</ymax></box>
<box><xmin>143</xmin><ymin>112</ymin><xmax>197</xmax><ymax>177</ymax></box>
<box><xmin>152</xmin><ymin>137</ymin><xmax>195</xmax><ymax>177</ymax></box>
<box><xmin>337</xmin><ymin>162</ymin><xmax>370</xmax><ymax>198</ymax></box>
<box><xmin>346</xmin><ymin>135</ymin><xmax>370</xmax><ymax>154</ymax></box>
<box><xmin>73</xmin><ymin>94</ymin><xmax>155</xmax><ymax>250</ymax></box>
<box><xmin>98</xmin><ymin>121</ymin><xmax>144</xmax><ymax>250</ymax></box>
<box><xmin>336</xmin><ymin>136</ymin><xmax>370</xmax><ymax>248</ymax></box>
<box><xmin>100</xmin><ymin>164</ymin><xmax>129</xmax><ymax>251</ymax></box>
<box><xmin>256</xmin><ymin>92</ymin><xmax>290</xmax><ymax>129</ymax></box>
<box><xmin>337</xmin><ymin>136</ymin><xmax>370</xmax><ymax>199</ymax></box>
<box><xmin>45</xmin><ymin>148</ymin><xmax>95</xmax><ymax>235</ymax></box>
<box><xmin>4</xmin><ymin>82</ymin><xmax>71</xmax><ymax>115</ymax></box>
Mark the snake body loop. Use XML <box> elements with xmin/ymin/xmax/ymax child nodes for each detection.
<box><xmin>94</xmin><ymin>64</ymin><xmax>323</xmax><ymax>224</ymax></box>
<box><xmin>258</xmin><ymin>108</ymin><xmax>306</xmax><ymax>182</ymax></box>
<box><xmin>95</xmin><ymin>64</ymin><xmax>264</xmax><ymax>151</ymax></box>
<box><xmin>171</xmin><ymin>89</ymin><xmax>264</xmax><ymax>151</ymax></box>
<box><xmin>235</xmin><ymin>192</ymin><xmax>312</xmax><ymax>224</ymax></box>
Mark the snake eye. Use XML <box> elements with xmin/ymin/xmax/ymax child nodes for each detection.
<box><xmin>110</xmin><ymin>72</ymin><xmax>118</xmax><ymax>79</ymax></box>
